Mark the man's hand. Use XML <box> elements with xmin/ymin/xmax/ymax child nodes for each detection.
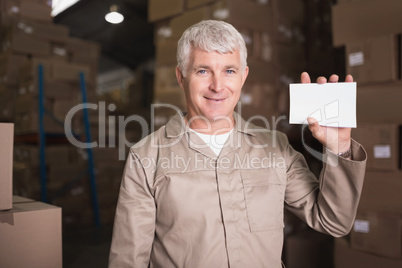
<box><xmin>301</xmin><ymin>72</ymin><xmax>352</xmax><ymax>154</ymax></box>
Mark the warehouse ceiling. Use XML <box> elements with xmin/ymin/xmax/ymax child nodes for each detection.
<box><xmin>53</xmin><ymin>0</ymin><xmax>154</xmax><ymax>73</ymax></box>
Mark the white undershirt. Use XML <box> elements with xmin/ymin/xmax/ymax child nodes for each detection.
<box><xmin>190</xmin><ymin>128</ymin><xmax>233</xmax><ymax>156</ymax></box>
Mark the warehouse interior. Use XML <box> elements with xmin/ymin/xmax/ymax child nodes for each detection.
<box><xmin>1</xmin><ymin>0</ymin><xmax>402</xmax><ymax>267</ymax></box>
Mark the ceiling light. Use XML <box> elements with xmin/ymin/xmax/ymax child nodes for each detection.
<box><xmin>105</xmin><ymin>5</ymin><xmax>124</xmax><ymax>24</ymax></box>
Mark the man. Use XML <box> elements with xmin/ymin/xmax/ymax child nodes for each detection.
<box><xmin>109</xmin><ymin>20</ymin><xmax>366</xmax><ymax>268</ymax></box>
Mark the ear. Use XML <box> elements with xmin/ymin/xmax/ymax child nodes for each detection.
<box><xmin>176</xmin><ymin>66</ymin><xmax>185</xmax><ymax>90</ymax></box>
<box><xmin>241</xmin><ymin>66</ymin><xmax>249</xmax><ymax>86</ymax></box>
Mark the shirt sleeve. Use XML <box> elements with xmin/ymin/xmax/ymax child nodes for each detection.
<box><xmin>109</xmin><ymin>149</ymin><xmax>156</xmax><ymax>267</ymax></box>
<box><xmin>284</xmin><ymin>138</ymin><xmax>367</xmax><ymax>237</ymax></box>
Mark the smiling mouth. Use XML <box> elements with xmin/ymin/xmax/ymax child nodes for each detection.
<box><xmin>204</xmin><ymin>96</ymin><xmax>226</xmax><ymax>102</ymax></box>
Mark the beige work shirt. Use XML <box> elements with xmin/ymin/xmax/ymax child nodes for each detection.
<box><xmin>109</xmin><ymin>113</ymin><xmax>367</xmax><ymax>268</ymax></box>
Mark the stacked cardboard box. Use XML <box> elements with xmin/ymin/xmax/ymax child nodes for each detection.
<box><xmin>332</xmin><ymin>0</ymin><xmax>402</xmax><ymax>265</ymax></box>
<box><xmin>0</xmin><ymin>0</ymin><xmax>128</xmax><ymax>228</ymax></box>
<box><xmin>0</xmin><ymin>195</ymin><xmax>62</xmax><ymax>268</ymax></box>
<box><xmin>148</xmin><ymin>0</ymin><xmax>306</xmax><ymax>128</ymax></box>
<box><xmin>0</xmin><ymin>0</ymin><xmax>100</xmax><ymax>134</ymax></box>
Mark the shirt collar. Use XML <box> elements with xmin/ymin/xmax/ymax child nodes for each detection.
<box><xmin>165</xmin><ymin>111</ymin><xmax>258</xmax><ymax>138</ymax></box>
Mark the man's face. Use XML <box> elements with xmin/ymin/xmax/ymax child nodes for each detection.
<box><xmin>176</xmin><ymin>47</ymin><xmax>249</xmax><ymax>123</ymax></box>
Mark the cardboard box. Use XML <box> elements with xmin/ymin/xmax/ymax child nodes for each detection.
<box><xmin>350</xmin><ymin>210</ymin><xmax>402</xmax><ymax>258</ymax></box>
<box><xmin>352</xmin><ymin>124</ymin><xmax>401</xmax><ymax>171</ymax></box>
<box><xmin>0</xmin><ymin>198</ymin><xmax>62</xmax><ymax>268</ymax></box>
<box><xmin>211</xmin><ymin>0</ymin><xmax>273</xmax><ymax>32</ymax></box>
<box><xmin>154</xmin><ymin>90</ymin><xmax>187</xmax><ymax>111</ymax></box>
<box><xmin>346</xmin><ymin>35</ymin><xmax>399</xmax><ymax>84</ymax></box>
<box><xmin>272</xmin><ymin>0</ymin><xmax>305</xmax><ymax>44</ymax></box>
<box><xmin>12</xmin><ymin>195</ymin><xmax>34</xmax><ymax>203</ymax></box>
<box><xmin>0</xmin><ymin>52</ymin><xmax>27</xmax><ymax>85</ymax></box>
<box><xmin>156</xmin><ymin>40</ymin><xmax>178</xmax><ymax>66</ymax></box>
<box><xmin>186</xmin><ymin>0</ymin><xmax>215</xmax><ymax>9</ymax></box>
<box><xmin>14</xmin><ymin>93</ymin><xmax>52</xmax><ymax>115</ymax></box>
<box><xmin>65</xmin><ymin>37</ymin><xmax>101</xmax><ymax>59</ymax></box>
<box><xmin>358</xmin><ymin>171</ymin><xmax>402</xmax><ymax>213</ymax></box>
<box><xmin>19</xmin><ymin>57</ymin><xmax>93</xmax><ymax>85</ymax></box>
<box><xmin>148</xmin><ymin>0</ymin><xmax>184</xmax><ymax>22</ymax></box>
<box><xmin>247</xmin><ymin>59</ymin><xmax>275</xmax><ymax>84</ymax></box>
<box><xmin>14</xmin><ymin>112</ymin><xmax>77</xmax><ymax>134</ymax></box>
<box><xmin>0</xmin><ymin>96</ymin><xmax>15</xmax><ymax>120</ymax></box>
<box><xmin>13</xmin><ymin>145</ymin><xmax>77</xmax><ymax>167</ymax></box>
<box><xmin>155</xmin><ymin>65</ymin><xmax>179</xmax><ymax>93</ymax></box>
<box><xmin>10</xmin><ymin>18</ymin><xmax>70</xmax><ymax>43</ymax></box>
<box><xmin>334</xmin><ymin>238</ymin><xmax>402</xmax><ymax>268</ymax></box>
<box><xmin>332</xmin><ymin>0</ymin><xmax>402</xmax><ymax>46</ymax></box>
<box><xmin>168</xmin><ymin>5</ymin><xmax>210</xmax><ymax>40</ymax></box>
<box><xmin>52</xmin><ymin>61</ymin><xmax>92</xmax><ymax>84</ymax></box>
<box><xmin>0</xmin><ymin>0</ymin><xmax>52</xmax><ymax>24</ymax></box>
<box><xmin>357</xmin><ymin>82</ymin><xmax>402</xmax><ymax>124</ymax></box>
<box><xmin>18</xmin><ymin>79</ymin><xmax>80</xmax><ymax>100</ymax></box>
<box><xmin>7</xmin><ymin>31</ymin><xmax>51</xmax><ymax>56</ymax></box>
<box><xmin>273</xmin><ymin>43</ymin><xmax>305</xmax><ymax>71</ymax></box>
<box><xmin>0</xmin><ymin>123</ymin><xmax>13</xmax><ymax>210</ymax></box>
<box><xmin>240</xmin><ymin>82</ymin><xmax>277</xmax><ymax>116</ymax></box>
<box><xmin>53</xmin><ymin>99</ymin><xmax>81</xmax><ymax>120</ymax></box>
<box><xmin>18</xmin><ymin>57</ymin><xmax>53</xmax><ymax>83</ymax></box>
<box><xmin>13</xmin><ymin>166</ymin><xmax>41</xmax><ymax>198</ymax></box>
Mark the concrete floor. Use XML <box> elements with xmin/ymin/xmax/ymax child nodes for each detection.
<box><xmin>63</xmin><ymin>224</ymin><xmax>113</xmax><ymax>268</ymax></box>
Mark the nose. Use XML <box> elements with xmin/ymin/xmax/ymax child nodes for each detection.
<box><xmin>209</xmin><ymin>74</ymin><xmax>224</xmax><ymax>93</ymax></box>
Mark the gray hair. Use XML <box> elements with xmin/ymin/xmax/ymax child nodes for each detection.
<box><xmin>177</xmin><ymin>20</ymin><xmax>248</xmax><ymax>76</ymax></box>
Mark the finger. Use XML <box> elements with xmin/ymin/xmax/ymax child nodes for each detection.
<box><xmin>345</xmin><ymin>74</ymin><xmax>354</xmax><ymax>82</ymax></box>
<box><xmin>328</xmin><ymin>74</ymin><xmax>339</xmax><ymax>83</ymax></box>
<box><xmin>316</xmin><ymin>76</ymin><xmax>327</xmax><ymax>84</ymax></box>
<box><xmin>301</xmin><ymin>72</ymin><xmax>311</xmax><ymax>83</ymax></box>
<box><xmin>307</xmin><ymin>117</ymin><xmax>319</xmax><ymax>132</ymax></box>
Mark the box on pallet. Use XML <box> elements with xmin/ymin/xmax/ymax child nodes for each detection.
<box><xmin>352</xmin><ymin>124</ymin><xmax>401</xmax><ymax>171</ymax></box>
<box><xmin>346</xmin><ymin>34</ymin><xmax>400</xmax><ymax>84</ymax></box>
<box><xmin>350</xmin><ymin>210</ymin><xmax>402</xmax><ymax>259</ymax></box>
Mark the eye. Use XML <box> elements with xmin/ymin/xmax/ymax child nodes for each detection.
<box><xmin>197</xmin><ymin>69</ymin><xmax>207</xmax><ymax>74</ymax></box>
<box><xmin>226</xmin><ymin>69</ymin><xmax>236</xmax><ymax>74</ymax></box>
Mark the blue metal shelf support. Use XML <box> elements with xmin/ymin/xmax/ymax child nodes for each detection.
<box><xmin>79</xmin><ymin>72</ymin><xmax>101</xmax><ymax>227</ymax></box>
<box><xmin>38</xmin><ymin>64</ymin><xmax>48</xmax><ymax>203</ymax></box>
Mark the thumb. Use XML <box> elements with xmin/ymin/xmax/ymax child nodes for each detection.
<box><xmin>307</xmin><ymin>117</ymin><xmax>319</xmax><ymax>133</ymax></box>
<box><xmin>307</xmin><ymin>117</ymin><xmax>318</xmax><ymax>125</ymax></box>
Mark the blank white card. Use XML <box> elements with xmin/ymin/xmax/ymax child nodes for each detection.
<box><xmin>289</xmin><ymin>82</ymin><xmax>357</xmax><ymax>128</ymax></box>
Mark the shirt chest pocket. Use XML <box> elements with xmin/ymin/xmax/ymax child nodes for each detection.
<box><xmin>240</xmin><ymin>169</ymin><xmax>286</xmax><ymax>232</ymax></box>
